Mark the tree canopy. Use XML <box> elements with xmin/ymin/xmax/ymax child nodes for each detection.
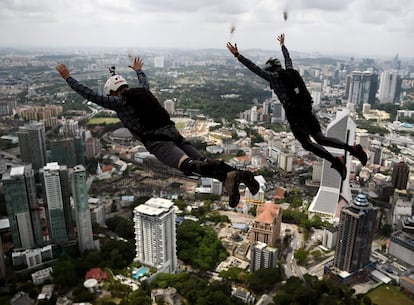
<box><xmin>176</xmin><ymin>220</ymin><xmax>228</xmax><ymax>271</ymax></box>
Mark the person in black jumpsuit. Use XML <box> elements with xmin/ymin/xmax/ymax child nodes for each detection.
<box><xmin>227</xmin><ymin>34</ymin><xmax>367</xmax><ymax>180</ymax></box>
<box><xmin>56</xmin><ymin>57</ymin><xmax>259</xmax><ymax>207</ymax></box>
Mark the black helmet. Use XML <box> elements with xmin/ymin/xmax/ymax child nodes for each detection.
<box><xmin>263</xmin><ymin>57</ymin><xmax>281</xmax><ymax>71</ymax></box>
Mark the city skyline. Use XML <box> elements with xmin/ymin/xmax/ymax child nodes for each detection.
<box><xmin>0</xmin><ymin>0</ymin><xmax>413</xmax><ymax>58</ymax></box>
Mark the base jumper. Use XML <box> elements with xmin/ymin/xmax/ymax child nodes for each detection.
<box><xmin>55</xmin><ymin>57</ymin><xmax>259</xmax><ymax>207</ymax></box>
<box><xmin>226</xmin><ymin>34</ymin><xmax>367</xmax><ymax>180</ymax></box>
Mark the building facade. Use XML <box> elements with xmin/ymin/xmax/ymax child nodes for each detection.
<box><xmin>388</xmin><ymin>231</ymin><xmax>414</xmax><ymax>266</ymax></box>
<box><xmin>308</xmin><ymin>108</ymin><xmax>356</xmax><ymax>220</ymax></box>
<box><xmin>2</xmin><ymin>166</ymin><xmax>41</xmax><ymax>249</ymax></box>
<box><xmin>391</xmin><ymin>161</ymin><xmax>409</xmax><ymax>190</ymax></box>
<box><xmin>250</xmin><ymin>241</ymin><xmax>278</xmax><ymax>272</ymax></box>
<box><xmin>249</xmin><ymin>203</ymin><xmax>282</xmax><ymax>247</ymax></box>
<box><xmin>133</xmin><ymin>198</ymin><xmax>177</xmax><ymax>274</ymax></box>
<box><xmin>378</xmin><ymin>70</ymin><xmax>402</xmax><ymax>104</ymax></box>
<box><xmin>333</xmin><ymin>193</ymin><xmax>377</xmax><ymax>273</ymax></box>
<box><xmin>40</xmin><ymin>163</ymin><xmax>71</xmax><ymax>243</ymax></box>
<box><xmin>347</xmin><ymin>71</ymin><xmax>378</xmax><ymax>106</ymax></box>
<box><xmin>72</xmin><ymin>165</ymin><xmax>95</xmax><ymax>253</ymax></box>
<box><xmin>17</xmin><ymin>121</ymin><xmax>47</xmax><ymax>170</ymax></box>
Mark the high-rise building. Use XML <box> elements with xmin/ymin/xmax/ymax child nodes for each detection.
<box><xmin>163</xmin><ymin>99</ymin><xmax>175</xmax><ymax>115</ymax></box>
<box><xmin>133</xmin><ymin>198</ymin><xmax>177</xmax><ymax>274</ymax></box>
<box><xmin>378</xmin><ymin>71</ymin><xmax>402</xmax><ymax>104</ymax></box>
<box><xmin>154</xmin><ymin>56</ymin><xmax>165</xmax><ymax>68</ymax></box>
<box><xmin>0</xmin><ymin>98</ymin><xmax>15</xmax><ymax>116</ymax></box>
<box><xmin>210</xmin><ymin>179</ymin><xmax>223</xmax><ymax>196</ymax></box>
<box><xmin>333</xmin><ymin>193</ymin><xmax>377</xmax><ymax>273</ymax></box>
<box><xmin>250</xmin><ymin>203</ymin><xmax>282</xmax><ymax>247</ymax></box>
<box><xmin>250</xmin><ymin>106</ymin><xmax>258</xmax><ymax>122</ymax></box>
<box><xmin>271</xmin><ymin>91</ymin><xmax>285</xmax><ymax>123</ymax></box>
<box><xmin>262</xmin><ymin>100</ymin><xmax>272</xmax><ymax>115</ymax></box>
<box><xmin>49</xmin><ymin>138</ymin><xmax>77</xmax><ymax>168</ymax></box>
<box><xmin>3</xmin><ymin>166</ymin><xmax>42</xmax><ymax>249</ymax></box>
<box><xmin>71</xmin><ymin>165</ymin><xmax>95</xmax><ymax>253</ymax></box>
<box><xmin>40</xmin><ymin>163</ymin><xmax>71</xmax><ymax>243</ymax></box>
<box><xmin>347</xmin><ymin>71</ymin><xmax>378</xmax><ymax>106</ymax></box>
<box><xmin>391</xmin><ymin>161</ymin><xmax>410</xmax><ymax>190</ymax></box>
<box><xmin>278</xmin><ymin>150</ymin><xmax>293</xmax><ymax>174</ymax></box>
<box><xmin>17</xmin><ymin>122</ymin><xmax>47</xmax><ymax>170</ymax></box>
<box><xmin>85</xmin><ymin>137</ymin><xmax>101</xmax><ymax>159</ymax></box>
<box><xmin>388</xmin><ymin>231</ymin><xmax>414</xmax><ymax>266</ymax></box>
<box><xmin>250</xmin><ymin>241</ymin><xmax>278</xmax><ymax>272</ymax></box>
<box><xmin>308</xmin><ymin>109</ymin><xmax>355</xmax><ymax>220</ymax></box>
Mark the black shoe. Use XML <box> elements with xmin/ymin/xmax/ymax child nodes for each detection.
<box><xmin>331</xmin><ymin>156</ymin><xmax>347</xmax><ymax>180</ymax></box>
<box><xmin>224</xmin><ymin>171</ymin><xmax>241</xmax><ymax>208</ymax></box>
<box><xmin>350</xmin><ymin>144</ymin><xmax>367</xmax><ymax>166</ymax></box>
<box><xmin>241</xmin><ymin>171</ymin><xmax>260</xmax><ymax>195</ymax></box>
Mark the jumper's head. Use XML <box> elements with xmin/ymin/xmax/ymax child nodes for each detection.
<box><xmin>104</xmin><ymin>66</ymin><xmax>128</xmax><ymax>96</ymax></box>
<box><xmin>263</xmin><ymin>57</ymin><xmax>282</xmax><ymax>72</ymax></box>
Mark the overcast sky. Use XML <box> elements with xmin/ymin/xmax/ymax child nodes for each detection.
<box><xmin>1</xmin><ymin>0</ymin><xmax>413</xmax><ymax>58</ymax></box>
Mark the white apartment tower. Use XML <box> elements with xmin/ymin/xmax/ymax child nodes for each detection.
<box><xmin>154</xmin><ymin>56</ymin><xmax>165</xmax><ymax>68</ymax></box>
<box><xmin>40</xmin><ymin>163</ymin><xmax>70</xmax><ymax>243</ymax></box>
<box><xmin>250</xmin><ymin>241</ymin><xmax>278</xmax><ymax>272</ymax></box>
<box><xmin>133</xmin><ymin>198</ymin><xmax>177</xmax><ymax>274</ymax></box>
<box><xmin>378</xmin><ymin>70</ymin><xmax>401</xmax><ymax>104</ymax></box>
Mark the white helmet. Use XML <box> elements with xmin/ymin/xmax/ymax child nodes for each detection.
<box><xmin>104</xmin><ymin>74</ymin><xmax>128</xmax><ymax>95</ymax></box>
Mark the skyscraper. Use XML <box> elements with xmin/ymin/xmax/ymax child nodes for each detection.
<box><xmin>308</xmin><ymin>108</ymin><xmax>355</xmax><ymax>220</ymax></box>
<box><xmin>250</xmin><ymin>203</ymin><xmax>282</xmax><ymax>247</ymax></box>
<box><xmin>49</xmin><ymin>138</ymin><xmax>77</xmax><ymax>168</ymax></box>
<box><xmin>17</xmin><ymin>121</ymin><xmax>47</xmax><ymax>170</ymax></box>
<box><xmin>40</xmin><ymin>163</ymin><xmax>71</xmax><ymax>243</ymax></box>
<box><xmin>347</xmin><ymin>71</ymin><xmax>378</xmax><ymax>106</ymax></box>
<box><xmin>378</xmin><ymin>70</ymin><xmax>402</xmax><ymax>104</ymax></box>
<box><xmin>391</xmin><ymin>161</ymin><xmax>409</xmax><ymax>190</ymax></box>
<box><xmin>2</xmin><ymin>166</ymin><xmax>38</xmax><ymax>249</ymax></box>
<box><xmin>72</xmin><ymin>165</ymin><xmax>95</xmax><ymax>253</ymax></box>
<box><xmin>133</xmin><ymin>198</ymin><xmax>177</xmax><ymax>274</ymax></box>
<box><xmin>333</xmin><ymin>193</ymin><xmax>376</xmax><ymax>273</ymax></box>
<box><xmin>271</xmin><ymin>92</ymin><xmax>285</xmax><ymax>123</ymax></box>
<box><xmin>85</xmin><ymin>137</ymin><xmax>101</xmax><ymax>159</ymax></box>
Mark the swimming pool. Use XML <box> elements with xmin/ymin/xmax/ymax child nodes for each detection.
<box><xmin>131</xmin><ymin>266</ymin><xmax>148</xmax><ymax>280</ymax></box>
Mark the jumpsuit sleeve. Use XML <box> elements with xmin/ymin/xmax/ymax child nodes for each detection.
<box><xmin>237</xmin><ymin>54</ymin><xmax>280</xmax><ymax>82</ymax></box>
<box><xmin>136</xmin><ymin>70</ymin><xmax>149</xmax><ymax>89</ymax></box>
<box><xmin>282</xmin><ymin>45</ymin><xmax>293</xmax><ymax>69</ymax></box>
<box><xmin>66</xmin><ymin>77</ymin><xmax>126</xmax><ymax>110</ymax></box>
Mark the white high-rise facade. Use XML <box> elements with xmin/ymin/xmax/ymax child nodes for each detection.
<box><xmin>308</xmin><ymin>108</ymin><xmax>356</xmax><ymax>221</ymax></box>
<box><xmin>133</xmin><ymin>198</ymin><xmax>177</xmax><ymax>274</ymax></box>
<box><xmin>378</xmin><ymin>70</ymin><xmax>401</xmax><ymax>104</ymax></box>
<box><xmin>40</xmin><ymin>163</ymin><xmax>69</xmax><ymax>243</ymax></box>
<box><xmin>163</xmin><ymin>99</ymin><xmax>175</xmax><ymax>115</ymax></box>
<box><xmin>250</xmin><ymin>241</ymin><xmax>278</xmax><ymax>272</ymax></box>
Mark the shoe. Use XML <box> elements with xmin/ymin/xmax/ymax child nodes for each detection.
<box><xmin>350</xmin><ymin>144</ymin><xmax>367</xmax><ymax>166</ymax></box>
<box><xmin>224</xmin><ymin>171</ymin><xmax>241</xmax><ymax>208</ymax></box>
<box><xmin>331</xmin><ymin>156</ymin><xmax>347</xmax><ymax>180</ymax></box>
<box><xmin>241</xmin><ymin>171</ymin><xmax>260</xmax><ymax>195</ymax></box>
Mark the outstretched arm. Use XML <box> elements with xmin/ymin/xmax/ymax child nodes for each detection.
<box><xmin>226</xmin><ymin>42</ymin><xmax>279</xmax><ymax>81</ymax></box>
<box><xmin>277</xmin><ymin>33</ymin><xmax>293</xmax><ymax>69</ymax></box>
<box><xmin>55</xmin><ymin>63</ymin><xmax>124</xmax><ymax>110</ymax></box>
<box><xmin>129</xmin><ymin>56</ymin><xmax>149</xmax><ymax>89</ymax></box>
